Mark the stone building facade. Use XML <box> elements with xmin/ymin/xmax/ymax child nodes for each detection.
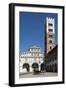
<box><xmin>19</xmin><ymin>46</ymin><xmax>44</xmax><ymax>74</ymax></box>
<box><xmin>45</xmin><ymin>45</ymin><xmax>58</xmax><ymax>72</ymax></box>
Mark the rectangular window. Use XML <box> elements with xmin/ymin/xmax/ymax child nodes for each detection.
<box><xmin>48</xmin><ymin>23</ymin><xmax>53</xmax><ymax>26</ymax></box>
<box><xmin>48</xmin><ymin>29</ymin><xmax>53</xmax><ymax>32</ymax></box>
<box><xmin>49</xmin><ymin>35</ymin><xmax>53</xmax><ymax>38</ymax></box>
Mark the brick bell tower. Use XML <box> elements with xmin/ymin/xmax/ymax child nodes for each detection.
<box><xmin>45</xmin><ymin>17</ymin><xmax>55</xmax><ymax>54</ymax></box>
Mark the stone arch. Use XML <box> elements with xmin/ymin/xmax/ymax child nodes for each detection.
<box><xmin>32</xmin><ymin>63</ymin><xmax>39</xmax><ymax>71</ymax></box>
<box><xmin>23</xmin><ymin>63</ymin><xmax>30</xmax><ymax>72</ymax></box>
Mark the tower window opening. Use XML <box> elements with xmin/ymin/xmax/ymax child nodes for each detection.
<box><xmin>48</xmin><ymin>23</ymin><xmax>53</xmax><ymax>26</ymax></box>
<box><xmin>49</xmin><ymin>40</ymin><xmax>52</xmax><ymax>43</ymax></box>
<box><xmin>49</xmin><ymin>35</ymin><xmax>53</xmax><ymax>38</ymax></box>
<box><xmin>50</xmin><ymin>46</ymin><xmax>52</xmax><ymax>50</ymax></box>
<box><xmin>48</xmin><ymin>29</ymin><xmax>53</xmax><ymax>32</ymax></box>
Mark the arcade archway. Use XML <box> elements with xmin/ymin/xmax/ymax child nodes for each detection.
<box><xmin>23</xmin><ymin>63</ymin><xmax>30</xmax><ymax>72</ymax></box>
<box><xmin>32</xmin><ymin>63</ymin><xmax>39</xmax><ymax>71</ymax></box>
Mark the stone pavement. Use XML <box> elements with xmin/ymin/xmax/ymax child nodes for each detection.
<box><xmin>19</xmin><ymin>72</ymin><xmax>58</xmax><ymax>78</ymax></box>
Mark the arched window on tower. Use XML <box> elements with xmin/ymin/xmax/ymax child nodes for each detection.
<box><xmin>48</xmin><ymin>29</ymin><xmax>53</xmax><ymax>32</ymax></box>
<box><xmin>48</xmin><ymin>23</ymin><xmax>53</xmax><ymax>26</ymax></box>
<box><xmin>50</xmin><ymin>46</ymin><xmax>52</xmax><ymax>50</ymax></box>
<box><xmin>49</xmin><ymin>40</ymin><xmax>52</xmax><ymax>43</ymax></box>
<box><xmin>49</xmin><ymin>35</ymin><xmax>53</xmax><ymax>38</ymax></box>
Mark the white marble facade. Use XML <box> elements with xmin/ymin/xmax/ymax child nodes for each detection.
<box><xmin>19</xmin><ymin>46</ymin><xmax>44</xmax><ymax>74</ymax></box>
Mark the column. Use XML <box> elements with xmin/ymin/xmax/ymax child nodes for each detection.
<box><xmin>39</xmin><ymin>64</ymin><xmax>41</xmax><ymax>71</ymax></box>
<box><xmin>30</xmin><ymin>66</ymin><xmax>33</xmax><ymax>72</ymax></box>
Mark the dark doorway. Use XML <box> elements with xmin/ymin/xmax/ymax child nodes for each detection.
<box><xmin>23</xmin><ymin>63</ymin><xmax>30</xmax><ymax>72</ymax></box>
<box><xmin>32</xmin><ymin>63</ymin><xmax>39</xmax><ymax>71</ymax></box>
<box><xmin>41</xmin><ymin>63</ymin><xmax>45</xmax><ymax>71</ymax></box>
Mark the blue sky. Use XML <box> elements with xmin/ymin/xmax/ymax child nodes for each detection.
<box><xmin>19</xmin><ymin>12</ymin><xmax>58</xmax><ymax>53</ymax></box>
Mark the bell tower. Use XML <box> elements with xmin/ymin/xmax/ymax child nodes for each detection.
<box><xmin>45</xmin><ymin>17</ymin><xmax>55</xmax><ymax>54</ymax></box>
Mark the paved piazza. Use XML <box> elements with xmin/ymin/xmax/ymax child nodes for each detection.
<box><xmin>19</xmin><ymin>72</ymin><xmax>58</xmax><ymax>78</ymax></box>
